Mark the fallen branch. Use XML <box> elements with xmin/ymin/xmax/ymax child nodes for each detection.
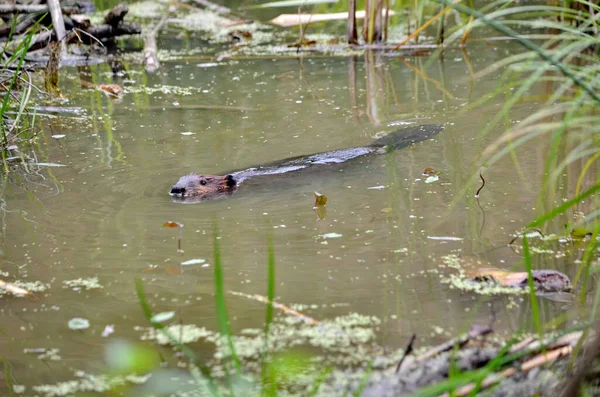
<box><xmin>190</xmin><ymin>0</ymin><xmax>231</xmax><ymax>15</ymax></box>
<box><xmin>0</xmin><ymin>4</ymin><xmax>78</xmax><ymax>14</ymax></box>
<box><xmin>18</xmin><ymin>22</ymin><xmax>142</xmax><ymax>52</ymax></box>
<box><xmin>415</xmin><ymin>324</ymin><xmax>493</xmax><ymax>364</ymax></box>
<box><xmin>0</xmin><ymin>14</ymin><xmax>37</xmax><ymax>39</ymax></box>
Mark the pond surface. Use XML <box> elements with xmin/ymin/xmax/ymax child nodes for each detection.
<box><xmin>0</xmin><ymin>38</ymin><xmax>591</xmax><ymax>392</ymax></box>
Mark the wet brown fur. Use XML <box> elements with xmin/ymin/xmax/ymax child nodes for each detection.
<box><xmin>170</xmin><ymin>173</ymin><xmax>236</xmax><ymax>200</ymax></box>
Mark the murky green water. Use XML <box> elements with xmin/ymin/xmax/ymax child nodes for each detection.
<box><xmin>0</xmin><ymin>40</ymin><xmax>592</xmax><ymax>392</ymax></box>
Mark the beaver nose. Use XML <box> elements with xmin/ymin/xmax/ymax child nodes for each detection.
<box><xmin>170</xmin><ymin>187</ymin><xmax>186</xmax><ymax>195</ymax></box>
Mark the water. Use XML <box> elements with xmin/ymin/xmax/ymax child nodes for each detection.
<box><xmin>0</xmin><ymin>43</ymin><xmax>589</xmax><ymax>391</ymax></box>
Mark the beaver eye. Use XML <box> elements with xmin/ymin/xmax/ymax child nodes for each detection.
<box><xmin>200</xmin><ymin>180</ymin><xmax>207</xmax><ymax>185</ymax></box>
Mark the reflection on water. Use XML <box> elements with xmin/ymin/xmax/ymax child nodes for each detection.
<box><xmin>0</xmin><ymin>45</ymin><xmax>591</xmax><ymax>390</ymax></box>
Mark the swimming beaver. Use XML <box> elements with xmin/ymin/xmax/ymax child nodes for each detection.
<box><xmin>170</xmin><ymin>124</ymin><xmax>444</xmax><ymax>201</ymax></box>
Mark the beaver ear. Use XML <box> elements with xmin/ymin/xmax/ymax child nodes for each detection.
<box><xmin>225</xmin><ymin>174</ymin><xmax>236</xmax><ymax>187</ymax></box>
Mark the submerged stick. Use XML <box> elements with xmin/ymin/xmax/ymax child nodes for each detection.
<box><xmin>229</xmin><ymin>291</ymin><xmax>320</xmax><ymax>325</ymax></box>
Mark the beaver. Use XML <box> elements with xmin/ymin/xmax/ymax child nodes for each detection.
<box><xmin>170</xmin><ymin>124</ymin><xmax>444</xmax><ymax>201</ymax></box>
<box><xmin>471</xmin><ymin>269</ymin><xmax>572</xmax><ymax>293</ymax></box>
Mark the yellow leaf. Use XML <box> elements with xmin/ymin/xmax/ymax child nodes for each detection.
<box><xmin>314</xmin><ymin>192</ymin><xmax>327</xmax><ymax>207</ymax></box>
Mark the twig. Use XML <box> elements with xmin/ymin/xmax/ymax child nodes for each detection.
<box><xmin>560</xmin><ymin>329</ymin><xmax>600</xmax><ymax>397</ymax></box>
<box><xmin>508</xmin><ymin>228</ymin><xmax>545</xmax><ymax>246</ymax></box>
<box><xmin>475</xmin><ymin>169</ymin><xmax>485</xmax><ymax>198</ymax></box>
<box><xmin>416</xmin><ymin>325</ymin><xmax>492</xmax><ymax>363</ymax></box>
<box><xmin>229</xmin><ymin>291</ymin><xmax>319</xmax><ymax>325</ymax></box>
<box><xmin>395</xmin><ymin>333</ymin><xmax>416</xmax><ymax>373</ymax></box>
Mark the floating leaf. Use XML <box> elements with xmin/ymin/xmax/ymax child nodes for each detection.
<box><xmin>51</xmin><ymin>134</ymin><xmax>66</xmax><ymax>139</ymax></box>
<box><xmin>150</xmin><ymin>311</ymin><xmax>175</xmax><ymax>324</ymax></box>
<box><xmin>571</xmin><ymin>227</ymin><xmax>592</xmax><ymax>239</ymax></box>
<box><xmin>97</xmin><ymin>84</ymin><xmax>123</xmax><ymax>97</ymax></box>
<box><xmin>425</xmin><ymin>175</ymin><xmax>440</xmax><ymax>183</ymax></box>
<box><xmin>423</xmin><ymin>167</ymin><xmax>440</xmax><ymax>176</ymax></box>
<box><xmin>68</xmin><ymin>317</ymin><xmax>90</xmax><ymax>330</ymax></box>
<box><xmin>565</xmin><ymin>222</ymin><xmax>592</xmax><ymax>239</ymax></box>
<box><xmin>165</xmin><ymin>265</ymin><xmax>182</xmax><ymax>275</ymax></box>
<box><xmin>381</xmin><ymin>208</ymin><xmax>392</xmax><ymax>213</ymax></box>
<box><xmin>314</xmin><ymin>192</ymin><xmax>327</xmax><ymax>207</ymax></box>
<box><xmin>180</xmin><ymin>258</ymin><xmax>206</xmax><ymax>266</ymax></box>
<box><xmin>163</xmin><ymin>221</ymin><xmax>183</xmax><ymax>228</ymax></box>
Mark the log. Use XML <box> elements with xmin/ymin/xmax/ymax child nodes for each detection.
<box><xmin>86</xmin><ymin>23</ymin><xmax>141</xmax><ymax>41</ymax></box>
<box><xmin>103</xmin><ymin>3</ymin><xmax>128</xmax><ymax>26</ymax></box>
<box><xmin>0</xmin><ymin>14</ymin><xmax>37</xmax><ymax>38</ymax></box>
<box><xmin>15</xmin><ymin>22</ymin><xmax>141</xmax><ymax>52</ymax></box>
<box><xmin>0</xmin><ymin>4</ymin><xmax>78</xmax><ymax>15</ymax></box>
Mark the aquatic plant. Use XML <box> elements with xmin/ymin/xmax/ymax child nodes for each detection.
<box><xmin>0</xmin><ymin>25</ymin><xmax>37</xmax><ymax>169</ymax></box>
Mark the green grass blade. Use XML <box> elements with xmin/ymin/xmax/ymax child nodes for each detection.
<box><xmin>353</xmin><ymin>360</ymin><xmax>374</xmax><ymax>397</ymax></box>
<box><xmin>527</xmin><ymin>183</ymin><xmax>600</xmax><ymax>228</ymax></box>
<box><xmin>437</xmin><ymin>0</ymin><xmax>600</xmax><ymax>105</ymax></box>
<box><xmin>522</xmin><ymin>236</ymin><xmax>542</xmax><ymax>337</ymax></box>
<box><xmin>307</xmin><ymin>366</ymin><xmax>332</xmax><ymax>397</ymax></box>
<box><xmin>261</xmin><ymin>235</ymin><xmax>276</xmax><ymax>396</ymax></box>
<box><xmin>265</xmin><ymin>236</ymin><xmax>276</xmax><ymax>335</ymax></box>
<box><xmin>212</xmin><ymin>224</ymin><xmax>242</xmax><ymax>376</ymax></box>
<box><xmin>134</xmin><ymin>278</ymin><xmax>221</xmax><ymax>396</ymax></box>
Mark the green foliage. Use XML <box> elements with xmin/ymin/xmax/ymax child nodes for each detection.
<box><xmin>212</xmin><ymin>224</ymin><xmax>242</xmax><ymax>378</ymax></box>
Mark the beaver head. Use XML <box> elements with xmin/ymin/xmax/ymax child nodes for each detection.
<box><xmin>170</xmin><ymin>173</ymin><xmax>236</xmax><ymax>200</ymax></box>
